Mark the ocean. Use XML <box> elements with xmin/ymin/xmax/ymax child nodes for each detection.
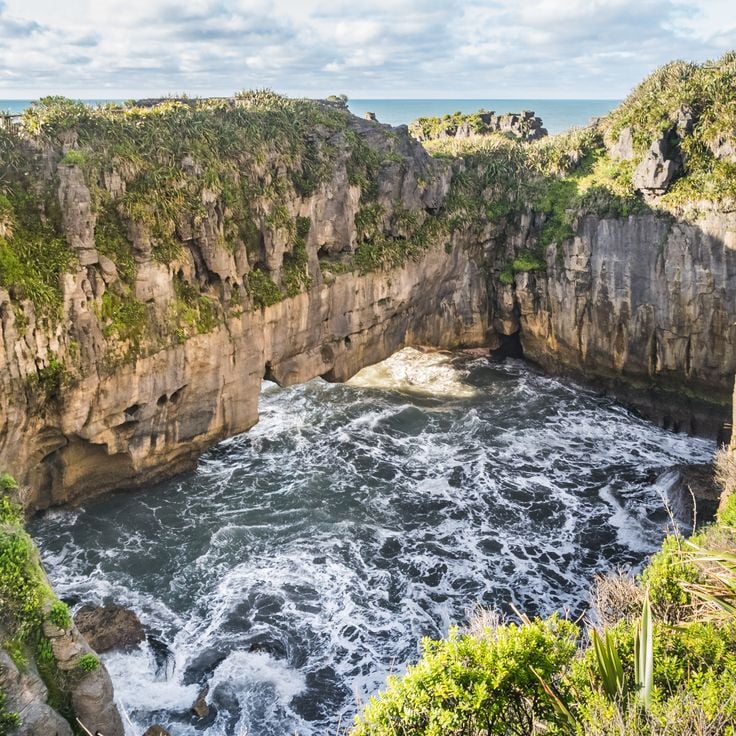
<box><xmin>30</xmin><ymin>349</ymin><xmax>711</xmax><ymax>736</ymax></box>
<box><xmin>348</xmin><ymin>99</ymin><xmax>620</xmax><ymax>134</ymax></box>
<box><xmin>1</xmin><ymin>99</ymin><xmax>619</xmax><ymax>135</ymax></box>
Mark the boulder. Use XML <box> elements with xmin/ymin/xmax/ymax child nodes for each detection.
<box><xmin>74</xmin><ymin>603</ymin><xmax>145</xmax><ymax>653</ymax></box>
<box><xmin>192</xmin><ymin>686</ymin><xmax>210</xmax><ymax>718</ymax></box>
<box><xmin>632</xmin><ymin>133</ymin><xmax>682</xmax><ymax>193</ymax></box>
<box><xmin>609</xmin><ymin>126</ymin><xmax>634</xmax><ymax>161</ymax></box>
<box><xmin>143</xmin><ymin>726</ymin><xmax>172</xmax><ymax>736</ymax></box>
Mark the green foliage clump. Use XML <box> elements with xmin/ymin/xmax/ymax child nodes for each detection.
<box><xmin>48</xmin><ymin>601</ymin><xmax>72</xmax><ymax>631</ymax></box>
<box><xmin>99</xmin><ymin>291</ymin><xmax>148</xmax><ymax>358</ymax></box>
<box><xmin>171</xmin><ymin>275</ymin><xmax>220</xmax><ymax>337</ymax></box>
<box><xmin>282</xmin><ymin>216</ymin><xmax>312</xmax><ymax>297</ymax></box>
<box><xmin>0</xmin><ymin>186</ymin><xmax>75</xmax><ymax>315</ymax></box>
<box><xmin>0</xmin><ymin>513</ymin><xmax>46</xmax><ymax>638</ymax></box>
<box><xmin>512</xmin><ymin>250</ymin><xmax>546</xmax><ymax>273</ymax></box>
<box><xmin>639</xmin><ymin>535</ymin><xmax>700</xmax><ymax>622</ymax></box>
<box><xmin>0</xmin><ymin>688</ymin><xmax>21</xmax><ymax>735</ymax></box>
<box><xmin>0</xmin><ymin>475</ymin><xmax>21</xmax><ymax>524</ymax></box>
<box><xmin>720</xmin><ymin>493</ymin><xmax>736</xmax><ymax>527</ymax></box>
<box><xmin>246</xmin><ymin>268</ymin><xmax>283</xmax><ymax>309</ymax></box>
<box><xmin>26</xmin><ymin>357</ymin><xmax>68</xmax><ymax>404</ymax></box>
<box><xmin>76</xmin><ymin>653</ymin><xmax>100</xmax><ymax>673</ymax></box>
<box><xmin>352</xmin><ymin>616</ymin><xmax>578</xmax><ymax>736</ymax></box>
<box><xmin>60</xmin><ymin>149</ymin><xmax>86</xmax><ymax>167</ymax></box>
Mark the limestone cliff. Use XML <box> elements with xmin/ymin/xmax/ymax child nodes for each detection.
<box><xmin>489</xmin><ymin>209</ymin><xmax>736</xmax><ymax>437</ymax></box>
<box><xmin>0</xmin><ymin>96</ymin><xmax>488</xmax><ymax>510</ymax></box>
<box><xmin>0</xmin><ymin>66</ymin><xmax>735</xmax><ymax>511</ymax></box>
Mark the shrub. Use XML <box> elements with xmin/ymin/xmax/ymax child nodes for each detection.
<box><xmin>351</xmin><ymin>615</ymin><xmax>578</xmax><ymax>736</ymax></box>
<box><xmin>246</xmin><ymin>268</ymin><xmax>282</xmax><ymax>309</ymax></box>
<box><xmin>60</xmin><ymin>149</ymin><xmax>86</xmax><ymax>166</ymax></box>
<box><xmin>638</xmin><ymin>535</ymin><xmax>701</xmax><ymax>622</ymax></box>
<box><xmin>76</xmin><ymin>654</ymin><xmax>100</xmax><ymax>673</ymax></box>
<box><xmin>48</xmin><ymin>601</ymin><xmax>72</xmax><ymax>631</ymax></box>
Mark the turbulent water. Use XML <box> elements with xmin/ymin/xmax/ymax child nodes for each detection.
<box><xmin>30</xmin><ymin>349</ymin><xmax>714</xmax><ymax>736</ymax></box>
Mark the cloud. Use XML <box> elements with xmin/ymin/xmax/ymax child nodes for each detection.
<box><xmin>0</xmin><ymin>0</ymin><xmax>734</xmax><ymax>98</ymax></box>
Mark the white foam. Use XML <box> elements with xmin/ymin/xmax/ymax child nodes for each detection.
<box><xmin>348</xmin><ymin>347</ymin><xmax>479</xmax><ymax>398</ymax></box>
<box><xmin>103</xmin><ymin>644</ymin><xmax>200</xmax><ymax>712</ymax></box>
<box><xmin>29</xmin><ymin>353</ymin><xmax>716</xmax><ymax>736</ymax></box>
<box><xmin>209</xmin><ymin>650</ymin><xmax>306</xmax><ymax>703</ymax></box>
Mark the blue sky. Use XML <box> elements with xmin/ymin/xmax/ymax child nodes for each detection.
<box><xmin>0</xmin><ymin>0</ymin><xmax>734</xmax><ymax>99</ymax></box>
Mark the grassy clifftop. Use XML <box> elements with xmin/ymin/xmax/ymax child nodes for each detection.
<box><xmin>420</xmin><ymin>51</ymin><xmax>736</xmax><ymax>257</ymax></box>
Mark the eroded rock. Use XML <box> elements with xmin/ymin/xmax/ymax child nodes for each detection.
<box><xmin>632</xmin><ymin>134</ymin><xmax>682</xmax><ymax>193</ymax></box>
<box><xmin>74</xmin><ymin>603</ymin><xmax>145</xmax><ymax>653</ymax></box>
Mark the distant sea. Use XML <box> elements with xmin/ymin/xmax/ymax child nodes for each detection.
<box><xmin>1</xmin><ymin>99</ymin><xmax>619</xmax><ymax>136</ymax></box>
<box><xmin>348</xmin><ymin>99</ymin><xmax>620</xmax><ymax>135</ymax></box>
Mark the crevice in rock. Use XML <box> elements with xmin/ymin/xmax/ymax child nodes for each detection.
<box><xmin>490</xmin><ymin>330</ymin><xmax>524</xmax><ymax>360</ymax></box>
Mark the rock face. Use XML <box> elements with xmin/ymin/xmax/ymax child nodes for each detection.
<box><xmin>0</xmin><ymin>103</ymin><xmax>734</xmax><ymax>512</ymax></box>
<box><xmin>73</xmin><ymin>604</ymin><xmax>146</xmax><ymax>653</ymax></box>
<box><xmin>42</xmin><ymin>615</ymin><xmax>124</xmax><ymax>736</ymax></box>
<box><xmin>632</xmin><ymin>133</ymin><xmax>682</xmax><ymax>193</ymax></box>
<box><xmin>0</xmin><ymin>650</ymin><xmax>73</xmax><ymax>736</ymax></box>
<box><xmin>490</xmin><ymin>210</ymin><xmax>736</xmax><ymax>438</ymax></box>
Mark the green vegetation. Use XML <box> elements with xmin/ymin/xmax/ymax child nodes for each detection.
<box><xmin>246</xmin><ymin>268</ymin><xmax>283</xmax><ymax>309</ymax></box>
<box><xmin>25</xmin><ymin>356</ymin><xmax>68</xmax><ymax>405</ymax></box>
<box><xmin>352</xmin><ymin>450</ymin><xmax>736</xmax><ymax>735</ymax></box>
<box><xmin>0</xmin><ymin>473</ymin><xmax>95</xmax><ymax>733</ymax></box>
<box><xmin>76</xmin><ymin>654</ymin><xmax>100</xmax><ymax>673</ymax></box>
<box><xmin>601</xmin><ymin>52</ymin><xmax>736</xmax><ymax>206</ymax></box>
<box><xmin>0</xmin><ymin>689</ymin><xmax>21</xmax><ymax>735</ymax></box>
<box><xmin>60</xmin><ymin>149</ymin><xmax>86</xmax><ymax>167</ymax></box>
<box><xmin>282</xmin><ymin>216</ymin><xmax>313</xmax><ymax>297</ymax></box>
<box><xmin>170</xmin><ymin>274</ymin><xmax>220</xmax><ymax>339</ymax></box>
<box><xmin>48</xmin><ymin>601</ymin><xmax>72</xmax><ymax>631</ymax></box>
<box><xmin>98</xmin><ymin>291</ymin><xmax>148</xmax><ymax>363</ymax></box>
<box><xmin>353</xmin><ymin>616</ymin><xmax>578</xmax><ymax>736</ymax></box>
<box><xmin>0</xmin><ymin>183</ymin><xmax>75</xmax><ymax>315</ymax></box>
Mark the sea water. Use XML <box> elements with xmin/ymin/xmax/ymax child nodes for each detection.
<box><xmin>29</xmin><ymin>349</ymin><xmax>713</xmax><ymax>735</ymax></box>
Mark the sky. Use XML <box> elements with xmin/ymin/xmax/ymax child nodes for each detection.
<box><xmin>0</xmin><ymin>0</ymin><xmax>734</xmax><ymax>100</ymax></box>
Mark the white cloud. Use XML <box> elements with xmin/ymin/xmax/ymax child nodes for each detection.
<box><xmin>0</xmin><ymin>0</ymin><xmax>734</xmax><ymax>98</ymax></box>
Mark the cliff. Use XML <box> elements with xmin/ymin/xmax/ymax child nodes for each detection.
<box><xmin>0</xmin><ymin>54</ymin><xmax>734</xmax><ymax>511</ymax></box>
<box><xmin>0</xmin><ymin>94</ymin><xmax>488</xmax><ymax>510</ymax></box>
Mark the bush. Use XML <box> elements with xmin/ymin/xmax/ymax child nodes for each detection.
<box><xmin>76</xmin><ymin>654</ymin><xmax>100</xmax><ymax>673</ymax></box>
<box><xmin>351</xmin><ymin>616</ymin><xmax>578</xmax><ymax>736</ymax></box>
<box><xmin>638</xmin><ymin>535</ymin><xmax>700</xmax><ymax>622</ymax></box>
<box><xmin>48</xmin><ymin>601</ymin><xmax>72</xmax><ymax>631</ymax></box>
<box><xmin>246</xmin><ymin>268</ymin><xmax>282</xmax><ymax>308</ymax></box>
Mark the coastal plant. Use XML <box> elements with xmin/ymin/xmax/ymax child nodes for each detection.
<box><xmin>246</xmin><ymin>268</ymin><xmax>283</xmax><ymax>308</ymax></box>
<box><xmin>351</xmin><ymin>615</ymin><xmax>578</xmax><ymax>736</ymax></box>
<box><xmin>48</xmin><ymin>601</ymin><xmax>72</xmax><ymax>631</ymax></box>
<box><xmin>76</xmin><ymin>654</ymin><xmax>100</xmax><ymax>673</ymax></box>
<box><xmin>0</xmin><ymin>688</ymin><xmax>21</xmax><ymax>735</ymax></box>
<box><xmin>0</xmin><ymin>473</ymin><xmax>80</xmax><ymax>729</ymax></box>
